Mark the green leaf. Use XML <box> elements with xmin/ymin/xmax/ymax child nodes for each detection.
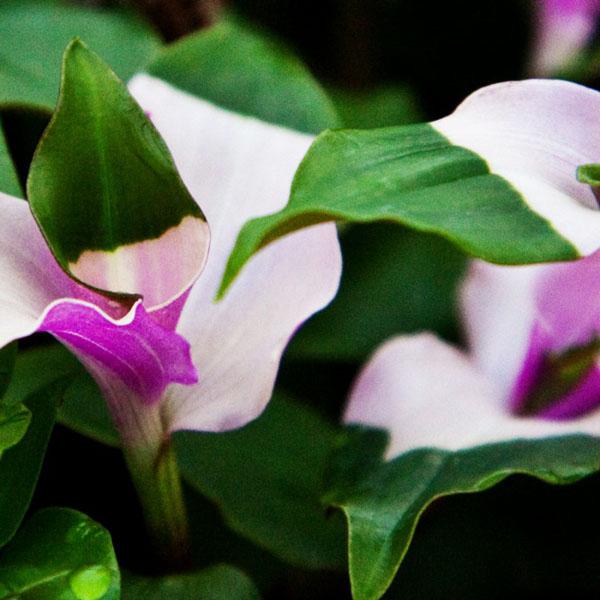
<box><xmin>147</xmin><ymin>17</ymin><xmax>340</xmax><ymax>134</ymax></box>
<box><xmin>9</xmin><ymin>343</ymin><xmax>81</xmax><ymax>403</ymax></box>
<box><xmin>0</xmin><ymin>119</ymin><xmax>21</xmax><ymax>196</ymax></box>
<box><xmin>0</xmin><ymin>0</ymin><xmax>160</xmax><ymax>111</ymax></box>
<box><xmin>0</xmin><ymin>404</ymin><xmax>30</xmax><ymax>459</ymax></box>
<box><xmin>577</xmin><ymin>163</ymin><xmax>600</xmax><ymax>186</ymax></box>
<box><xmin>60</xmin><ymin>374</ymin><xmax>118</xmax><ymax>448</ymax></box>
<box><xmin>0</xmin><ymin>344</ymin><xmax>17</xmax><ymax>402</ymax></box>
<box><xmin>328</xmin><ymin>84</ymin><xmax>423</xmax><ymax>129</ymax></box>
<box><xmin>11</xmin><ymin>343</ymin><xmax>118</xmax><ymax>447</ymax></box>
<box><xmin>0</xmin><ymin>381</ymin><xmax>64</xmax><ymax>548</ymax></box>
<box><xmin>325</xmin><ymin>428</ymin><xmax>600</xmax><ymax>600</ymax></box>
<box><xmin>0</xmin><ymin>507</ymin><xmax>119</xmax><ymax>600</ymax></box>
<box><xmin>219</xmin><ymin>123</ymin><xmax>577</xmax><ymax>297</ymax></box>
<box><xmin>27</xmin><ymin>40</ymin><xmax>207</xmax><ymax>298</ymax></box>
<box><xmin>288</xmin><ymin>224</ymin><xmax>465</xmax><ymax>362</ymax></box>
<box><xmin>175</xmin><ymin>395</ymin><xmax>346</xmax><ymax>569</ymax></box>
<box><xmin>122</xmin><ymin>565</ymin><xmax>260</xmax><ymax>600</ymax></box>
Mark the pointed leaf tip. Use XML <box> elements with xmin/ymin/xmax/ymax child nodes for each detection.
<box><xmin>28</xmin><ymin>40</ymin><xmax>210</xmax><ymax>310</ymax></box>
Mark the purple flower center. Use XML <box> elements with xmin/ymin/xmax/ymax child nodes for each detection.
<box><xmin>510</xmin><ymin>250</ymin><xmax>600</xmax><ymax>419</ymax></box>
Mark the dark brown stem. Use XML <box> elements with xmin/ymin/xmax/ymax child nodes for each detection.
<box><xmin>130</xmin><ymin>0</ymin><xmax>225</xmax><ymax>41</ymax></box>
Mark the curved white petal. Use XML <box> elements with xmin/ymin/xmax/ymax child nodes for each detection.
<box><xmin>459</xmin><ymin>260</ymin><xmax>544</xmax><ymax>397</ymax></box>
<box><xmin>128</xmin><ymin>74</ymin><xmax>342</xmax><ymax>432</ymax></box>
<box><xmin>0</xmin><ymin>192</ymin><xmax>107</xmax><ymax>344</ymax></box>
<box><xmin>345</xmin><ymin>333</ymin><xmax>600</xmax><ymax>458</ymax></box>
<box><xmin>433</xmin><ymin>79</ymin><xmax>600</xmax><ymax>255</ymax></box>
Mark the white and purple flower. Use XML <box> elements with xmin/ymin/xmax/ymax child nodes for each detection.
<box><xmin>0</xmin><ymin>74</ymin><xmax>342</xmax><ymax>454</ymax></box>
<box><xmin>345</xmin><ymin>251</ymin><xmax>600</xmax><ymax>458</ymax></box>
<box><xmin>531</xmin><ymin>0</ymin><xmax>600</xmax><ymax>75</ymax></box>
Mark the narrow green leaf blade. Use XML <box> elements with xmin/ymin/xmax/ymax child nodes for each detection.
<box><xmin>325</xmin><ymin>429</ymin><xmax>600</xmax><ymax>600</ymax></box>
<box><xmin>0</xmin><ymin>0</ymin><xmax>160</xmax><ymax>110</ymax></box>
<box><xmin>219</xmin><ymin>124</ymin><xmax>577</xmax><ymax>296</ymax></box>
<box><xmin>0</xmin><ymin>508</ymin><xmax>119</xmax><ymax>600</ymax></box>
<box><xmin>0</xmin><ymin>381</ymin><xmax>64</xmax><ymax>548</ymax></box>
<box><xmin>175</xmin><ymin>396</ymin><xmax>346</xmax><ymax>569</ymax></box>
<box><xmin>147</xmin><ymin>17</ymin><xmax>340</xmax><ymax>134</ymax></box>
<box><xmin>27</xmin><ymin>40</ymin><xmax>208</xmax><ymax>304</ymax></box>
<box><xmin>122</xmin><ymin>565</ymin><xmax>260</xmax><ymax>600</ymax></box>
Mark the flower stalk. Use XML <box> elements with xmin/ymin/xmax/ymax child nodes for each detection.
<box><xmin>124</xmin><ymin>435</ymin><xmax>192</xmax><ymax>569</ymax></box>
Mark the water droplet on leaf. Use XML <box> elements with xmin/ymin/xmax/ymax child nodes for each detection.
<box><xmin>69</xmin><ymin>565</ymin><xmax>112</xmax><ymax>600</ymax></box>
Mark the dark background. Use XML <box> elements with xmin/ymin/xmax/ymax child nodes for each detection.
<box><xmin>26</xmin><ymin>1</ymin><xmax>600</xmax><ymax>598</ymax></box>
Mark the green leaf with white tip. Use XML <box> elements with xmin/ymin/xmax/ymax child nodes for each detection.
<box><xmin>0</xmin><ymin>381</ymin><xmax>65</xmax><ymax>548</ymax></box>
<box><xmin>122</xmin><ymin>565</ymin><xmax>260</xmax><ymax>600</ymax></box>
<box><xmin>0</xmin><ymin>0</ymin><xmax>160</xmax><ymax>111</ymax></box>
<box><xmin>28</xmin><ymin>40</ymin><xmax>209</xmax><ymax>306</ymax></box>
<box><xmin>324</xmin><ymin>428</ymin><xmax>600</xmax><ymax>600</ymax></box>
<box><xmin>146</xmin><ymin>16</ymin><xmax>340</xmax><ymax>134</ymax></box>
<box><xmin>175</xmin><ymin>395</ymin><xmax>346</xmax><ymax>569</ymax></box>
<box><xmin>219</xmin><ymin>122</ymin><xmax>579</xmax><ymax>296</ymax></box>
<box><xmin>0</xmin><ymin>508</ymin><xmax>119</xmax><ymax>600</ymax></box>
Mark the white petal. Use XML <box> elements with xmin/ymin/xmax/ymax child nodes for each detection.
<box><xmin>0</xmin><ymin>193</ymin><xmax>85</xmax><ymax>343</ymax></box>
<box><xmin>433</xmin><ymin>79</ymin><xmax>600</xmax><ymax>255</ymax></box>
<box><xmin>459</xmin><ymin>260</ymin><xmax>544</xmax><ymax>397</ymax></box>
<box><xmin>345</xmin><ymin>333</ymin><xmax>600</xmax><ymax>458</ymax></box>
<box><xmin>128</xmin><ymin>74</ymin><xmax>342</xmax><ymax>432</ymax></box>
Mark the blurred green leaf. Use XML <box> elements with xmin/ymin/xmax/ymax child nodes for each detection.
<box><xmin>122</xmin><ymin>565</ymin><xmax>260</xmax><ymax>600</ymax></box>
<box><xmin>288</xmin><ymin>224</ymin><xmax>465</xmax><ymax>362</ymax></box>
<box><xmin>0</xmin><ymin>344</ymin><xmax>16</xmax><ymax>401</ymax></box>
<box><xmin>147</xmin><ymin>17</ymin><xmax>340</xmax><ymax>134</ymax></box>
<box><xmin>0</xmin><ymin>403</ymin><xmax>30</xmax><ymax>460</ymax></box>
<box><xmin>0</xmin><ymin>0</ymin><xmax>160</xmax><ymax>110</ymax></box>
<box><xmin>0</xmin><ymin>507</ymin><xmax>119</xmax><ymax>600</ymax></box>
<box><xmin>12</xmin><ymin>343</ymin><xmax>118</xmax><ymax>447</ymax></box>
<box><xmin>0</xmin><ymin>381</ymin><xmax>65</xmax><ymax>548</ymax></box>
<box><xmin>175</xmin><ymin>395</ymin><xmax>346</xmax><ymax>570</ymax></box>
<box><xmin>9</xmin><ymin>343</ymin><xmax>80</xmax><ymax>402</ymax></box>
<box><xmin>325</xmin><ymin>427</ymin><xmax>600</xmax><ymax>600</ymax></box>
<box><xmin>0</xmin><ymin>120</ymin><xmax>21</xmax><ymax>196</ymax></box>
<box><xmin>328</xmin><ymin>84</ymin><xmax>423</xmax><ymax>128</ymax></box>
<box><xmin>60</xmin><ymin>373</ymin><xmax>118</xmax><ymax>448</ymax></box>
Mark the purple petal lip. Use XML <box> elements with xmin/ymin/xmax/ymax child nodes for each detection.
<box><xmin>37</xmin><ymin>298</ymin><xmax>198</xmax><ymax>405</ymax></box>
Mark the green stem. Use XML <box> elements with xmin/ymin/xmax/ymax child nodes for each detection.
<box><xmin>124</xmin><ymin>437</ymin><xmax>192</xmax><ymax>569</ymax></box>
